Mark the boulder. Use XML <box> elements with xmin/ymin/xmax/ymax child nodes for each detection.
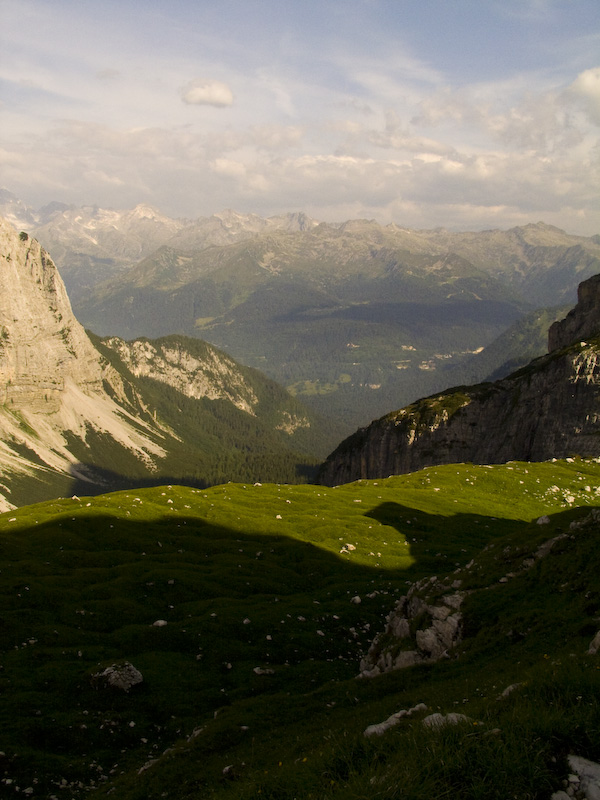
<box><xmin>91</xmin><ymin>661</ymin><xmax>143</xmax><ymax>692</ymax></box>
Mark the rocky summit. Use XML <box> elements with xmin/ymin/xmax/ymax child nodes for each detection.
<box><xmin>319</xmin><ymin>273</ymin><xmax>600</xmax><ymax>485</ymax></box>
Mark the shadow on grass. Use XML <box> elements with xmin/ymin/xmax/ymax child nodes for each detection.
<box><xmin>1</xmin><ymin>492</ymin><xmax>595</xmax><ymax>796</ymax></box>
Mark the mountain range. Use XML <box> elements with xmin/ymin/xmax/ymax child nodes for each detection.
<box><xmin>6</xmin><ymin>189</ymin><xmax>599</xmax><ymax>432</ymax></box>
<box><xmin>2</xmin><ymin>193</ymin><xmax>600</xmax><ymax>797</ymax></box>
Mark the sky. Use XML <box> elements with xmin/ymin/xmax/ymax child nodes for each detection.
<box><xmin>1</xmin><ymin>0</ymin><xmax>599</xmax><ymax>234</ymax></box>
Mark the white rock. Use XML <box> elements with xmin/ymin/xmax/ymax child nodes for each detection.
<box><xmin>364</xmin><ymin>703</ymin><xmax>427</xmax><ymax>737</ymax></box>
<box><xmin>568</xmin><ymin>755</ymin><xmax>600</xmax><ymax>797</ymax></box>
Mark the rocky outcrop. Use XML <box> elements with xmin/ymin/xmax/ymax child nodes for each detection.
<box><xmin>359</xmin><ymin>578</ymin><xmax>466</xmax><ymax>678</ymax></box>
<box><xmin>104</xmin><ymin>336</ymin><xmax>261</xmax><ymax>414</ymax></box>
<box><xmin>548</xmin><ymin>273</ymin><xmax>600</xmax><ymax>351</ymax></box>
<box><xmin>360</xmin><ymin>511</ymin><xmax>600</xmax><ymax>680</ymax></box>
<box><xmin>0</xmin><ymin>217</ymin><xmax>171</xmax><ymax>508</ymax></box>
<box><xmin>91</xmin><ymin>662</ymin><xmax>143</xmax><ymax>692</ymax></box>
<box><xmin>319</xmin><ymin>277</ymin><xmax>600</xmax><ymax>485</ymax></box>
<box><xmin>102</xmin><ymin>335</ymin><xmax>312</xmax><ymax>434</ymax></box>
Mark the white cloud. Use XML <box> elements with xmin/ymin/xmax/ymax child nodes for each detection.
<box><xmin>210</xmin><ymin>158</ymin><xmax>247</xmax><ymax>178</ymax></box>
<box><xmin>180</xmin><ymin>79</ymin><xmax>234</xmax><ymax>108</ymax></box>
<box><xmin>565</xmin><ymin>67</ymin><xmax>600</xmax><ymax>125</ymax></box>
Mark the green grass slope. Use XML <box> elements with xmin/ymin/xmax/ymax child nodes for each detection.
<box><xmin>0</xmin><ymin>460</ymin><xmax>599</xmax><ymax>797</ymax></box>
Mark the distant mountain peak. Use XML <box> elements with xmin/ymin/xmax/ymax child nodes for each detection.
<box><xmin>129</xmin><ymin>203</ymin><xmax>164</xmax><ymax>220</ymax></box>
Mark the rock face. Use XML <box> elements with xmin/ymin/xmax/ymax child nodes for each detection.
<box><xmin>102</xmin><ymin>335</ymin><xmax>312</xmax><ymax>433</ymax></box>
<box><xmin>0</xmin><ymin>216</ymin><xmax>327</xmax><ymax>508</ymax></box>
<box><xmin>0</xmin><ymin>218</ymin><xmax>170</xmax><ymax>508</ymax></box>
<box><xmin>359</xmin><ymin>580</ymin><xmax>465</xmax><ymax>678</ymax></box>
<box><xmin>548</xmin><ymin>273</ymin><xmax>600</xmax><ymax>351</ymax></box>
<box><xmin>319</xmin><ymin>276</ymin><xmax>600</xmax><ymax>485</ymax></box>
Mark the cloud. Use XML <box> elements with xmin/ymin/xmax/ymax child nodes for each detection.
<box><xmin>210</xmin><ymin>158</ymin><xmax>247</xmax><ymax>178</ymax></box>
<box><xmin>180</xmin><ymin>79</ymin><xmax>234</xmax><ymax>108</ymax></box>
<box><xmin>565</xmin><ymin>67</ymin><xmax>600</xmax><ymax>125</ymax></box>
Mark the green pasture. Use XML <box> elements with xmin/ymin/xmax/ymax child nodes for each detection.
<box><xmin>0</xmin><ymin>459</ymin><xmax>599</xmax><ymax>796</ymax></box>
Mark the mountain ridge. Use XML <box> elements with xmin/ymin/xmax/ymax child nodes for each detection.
<box><xmin>7</xmin><ymin>190</ymin><xmax>600</xmax><ymax>431</ymax></box>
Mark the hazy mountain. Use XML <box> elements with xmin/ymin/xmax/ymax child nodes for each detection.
<box><xmin>25</xmin><ymin>201</ymin><xmax>318</xmax><ymax>301</ymax></box>
<box><xmin>451</xmin><ymin>303</ymin><xmax>570</xmax><ymax>383</ymax></box>
<box><xmin>74</xmin><ymin>218</ymin><xmax>536</xmax><ymax>431</ymax></box>
<box><xmin>0</xmin><ymin>188</ymin><xmax>39</xmax><ymax>229</ymax></box>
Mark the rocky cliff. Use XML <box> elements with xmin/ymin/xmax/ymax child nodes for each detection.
<box><xmin>548</xmin><ymin>273</ymin><xmax>600</xmax><ymax>350</ymax></box>
<box><xmin>0</xmin><ymin>218</ymin><xmax>171</xmax><ymax>508</ymax></box>
<box><xmin>319</xmin><ymin>275</ymin><xmax>600</xmax><ymax>485</ymax></box>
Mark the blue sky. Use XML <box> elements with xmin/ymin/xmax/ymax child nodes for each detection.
<box><xmin>1</xmin><ymin>0</ymin><xmax>599</xmax><ymax>233</ymax></box>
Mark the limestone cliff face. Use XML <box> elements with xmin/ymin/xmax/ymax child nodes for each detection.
<box><xmin>0</xmin><ymin>218</ymin><xmax>168</xmax><ymax>509</ymax></box>
<box><xmin>319</xmin><ymin>280</ymin><xmax>600</xmax><ymax>485</ymax></box>
<box><xmin>103</xmin><ymin>336</ymin><xmax>260</xmax><ymax>415</ymax></box>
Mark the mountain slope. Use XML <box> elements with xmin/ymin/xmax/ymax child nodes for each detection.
<box><xmin>319</xmin><ymin>273</ymin><xmax>600</xmax><ymax>486</ymax></box>
<box><xmin>0</xmin><ymin>218</ymin><xmax>173</xmax><ymax>508</ymax></box>
<box><xmin>0</xmin><ymin>218</ymin><xmax>333</xmax><ymax>508</ymax></box>
<box><xmin>1</xmin><ymin>462</ymin><xmax>599</xmax><ymax>797</ymax></box>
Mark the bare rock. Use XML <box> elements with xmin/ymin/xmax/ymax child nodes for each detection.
<box><xmin>91</xmin><ymin>661</ymin><xmax>143</xmax><ymax>692</ymax></box>
<box><xmin>588</xmin><ymin>631</ymin><xmax>600</xmax><ymax>655</ymax></box>
<box><xmin>359</xmin><ymin>587</ymin><xmax>466</xmax><ymax>678</ymax></box>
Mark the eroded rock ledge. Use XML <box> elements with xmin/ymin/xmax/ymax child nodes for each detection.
<box><xmin>359</xmin><ymin>578</ymin><xmax>466</xmax><ymax>678</ymax></box>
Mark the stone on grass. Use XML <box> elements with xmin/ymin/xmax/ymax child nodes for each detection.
<box><xmin>91</xmin><ymin>661</ymin><xmax>143</xmax><ymax>692</ymax></box>
<box><xmin>588</xmin><ymin>631</ymin><xmax>600</xmax><ymax>655</ymax></box>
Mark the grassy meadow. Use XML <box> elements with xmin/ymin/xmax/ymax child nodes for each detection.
<box><xmin>0</xmin><ymin>459</ymin><xmax>599</xmax><ymax>797</ymax></box>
